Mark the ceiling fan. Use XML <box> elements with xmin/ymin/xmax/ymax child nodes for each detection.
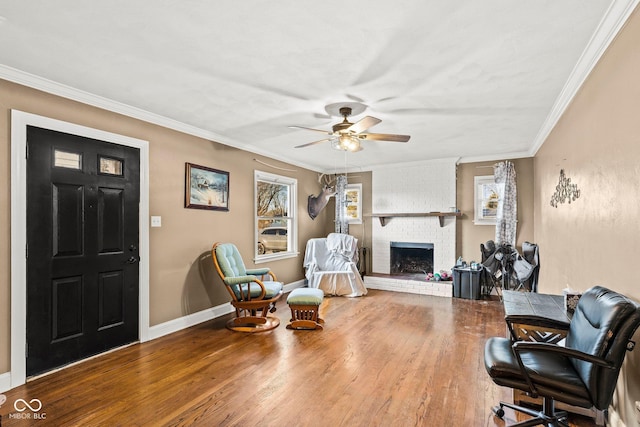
<box><xmin>290</xmin><ymin>106</ymin><xmax>411</xmax><ymax>152</ymax></box>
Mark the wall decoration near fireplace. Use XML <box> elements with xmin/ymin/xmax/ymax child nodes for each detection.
<box><xmin>550</xmin><ymin>169</ymin><xmax>580</xmax><ymax>208</ymax></box>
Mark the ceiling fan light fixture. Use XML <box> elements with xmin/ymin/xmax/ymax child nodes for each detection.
<box><xmin>346</xmin><ymin>137</ymin><xmax>361</xmax><ymax>152</ymax></box>
<box><xmin>335</xmin><ymin>134</ymin><xmax>361</xmax><ymax>152</ymax></box>
<box><xmin>293</xmin><ymin>103</ymin><xmax>409</xmax><ymax>151</ymax></box>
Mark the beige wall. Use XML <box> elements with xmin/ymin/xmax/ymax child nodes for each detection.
<box><xmin>456</xmin><ymin>158</ymin><xmax>535</xmax><ymax>262</ymax></box>
<box><xmin>534</xmin><ymin>6</ymin><xmax>640</xmax><ymax>426</ymax></box>
<box><xmin>0</xmin><ymin>79</ymin><xmax>333</xmax><ymax>375</ymax></box>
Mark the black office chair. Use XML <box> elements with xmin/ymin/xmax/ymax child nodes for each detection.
<box><xmin>485</xmin><ymin>286</ymin><xmax>640</xmax><ymax>427</ymax></box>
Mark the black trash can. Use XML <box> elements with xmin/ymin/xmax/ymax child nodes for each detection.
<box><xmin>452</xmin><ymin>266</ymin><xmax>483</xmax><ymax>300</ymax></box>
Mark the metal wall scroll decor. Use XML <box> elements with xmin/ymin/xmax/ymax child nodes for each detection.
<box><xmin>550</xmin><ymin>169</ymin><xmax>580</xmax><ymax>208</ymax></box>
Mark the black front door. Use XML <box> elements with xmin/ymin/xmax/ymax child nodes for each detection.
<box><xmin>26</xmin><ymin>126</ymin><xmax>140</xmax><ymax>376</ymax></box>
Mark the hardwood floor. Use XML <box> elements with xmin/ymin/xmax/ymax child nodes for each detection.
<box><xmin>0</xmin><ymin>290</ymin><xmax>598</xmax><ymax>426</ymax></box>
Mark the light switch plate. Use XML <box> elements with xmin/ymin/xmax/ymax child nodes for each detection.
<box><xmin>151</xmin><ymin>216</ymin><xmax>162</xmax><ymax>227</ymax></box>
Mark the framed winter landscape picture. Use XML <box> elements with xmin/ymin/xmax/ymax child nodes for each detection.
<box><xmin>185</xmin><ymin>163</ymin><xmax>229</xmax><ymax>211</ymax></box>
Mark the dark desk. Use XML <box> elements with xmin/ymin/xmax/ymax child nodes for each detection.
<box><xmin>501</xmin><ymin>290</ymin><xmax>604</xmax><ymax>425</ymax></box>
<box><xmin>503</xmin><ymin>290</ymin><xmax>569</xmax><ymax>322</ymax></box>
<box><xmin>502</xmin><ymin>291</ymin><xmax>571</xmax><ymax>343</ymax></box>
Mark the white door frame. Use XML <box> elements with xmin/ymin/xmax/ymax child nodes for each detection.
<box><xmin>10</xmin><ymin>110</ymin><xmax>150</xmax><ymax>388</ymax></box>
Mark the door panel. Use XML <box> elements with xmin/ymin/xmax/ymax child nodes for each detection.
<box><xmin>98</xmin><ymin>270</ymin><xmax>125</xmax><ymax>329</ymax></box>
<box><xmin>26</xmin><ymin>125</ymin><xmax>140</xmax><ymax>377</ymax></box>
<box><xmin>97</xmin><ymin>187</ymin><xmax>124</xmax><ymax>253</ymax></box>
<box><xmin>52</xmin><ymin>183</ymin><xmax>84</xmax><ymax>257</ymax></box>
<box><xmin>51</xmin><ymin>276</ymin><xmax>83</xmax><ymax>342</ymax></box>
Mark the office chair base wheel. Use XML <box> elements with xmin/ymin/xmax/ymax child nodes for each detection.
<box><xmin>492</xmin><ymin>405</ymin><xmax>505</xmax><ymax>418</ymax></box>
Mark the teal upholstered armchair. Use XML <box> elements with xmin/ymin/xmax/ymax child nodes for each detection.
<box><xmin>212</xmin><ymin>242</ymin><xmax>283</xmax><ymax>332</ymax></box>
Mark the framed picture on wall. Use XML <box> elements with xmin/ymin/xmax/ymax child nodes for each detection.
<box><xmin>185</xmin><ymin>163</ymin><xmax>230</xmax><ymax>211</ymax></box>
<box><xmin>474</xmin><ymin>175</ymin><xmax>500</xmax><ymax>225</ymax></box>
<box><xmin>344</xmin><ymin>183</ymin><xmax>362</xmax><ymax>224</ymax></box>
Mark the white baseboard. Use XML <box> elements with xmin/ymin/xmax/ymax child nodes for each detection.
<box><xmin>0</xmin><ymin>371</ymin><xmax>12</xmax><ymax>393</ymax></box>
<box><xmin>146</xmin><ymin>279</ymin><xmax>305</xmax><ymax>342</ymax></box>
<box><xmin>147</xmin><ymin>303</ymin><xmax>235</xmax><ymax>341</ymax></box>
<box><xmin>284</xmin><ymin>279</ymin><xmax>306</xmax><ymax>293</ymax></box>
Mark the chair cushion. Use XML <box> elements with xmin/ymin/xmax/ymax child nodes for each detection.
<box><xmin>215</xmin><ymin>243</ymin><xmax>248</xmax><ymax>277</ymax></box>
<box><xmin>235</xmin><ymin>280</ymin><xmax>283</xmax><ymax>300</ymax></box>
<box><xmin>287</xmin><ymin>287</ymin><xmax>324</xmax><ymax>305</ymax></box>
<box><xmin>484</xmin><ymin>337</ymin><xmax>591</xmax><ymax>405</ymax></box>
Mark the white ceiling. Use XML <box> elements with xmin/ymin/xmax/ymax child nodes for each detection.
<box><xmin>0</xmin><ymin>1</ymin><xmax>635</xmax><ymax>172</ymax></box>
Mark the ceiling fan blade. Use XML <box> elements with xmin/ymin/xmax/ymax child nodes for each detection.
<box><xmin>347</xmin><ymin>116</ymin><xmax>382</xmax><ymax>134</ymax></box>
<box><xmin>288</xmin><ymin>125</ymin><xmax>331</xmax><ymax>134</ymax></box>
<box><xmin>360</xmin><ymin>133</ymin><xmax>411</xmax><ymax>142</ymax></box>
<box><xmin>294</xmin><ymin>138</ymin><xmax>333</xmax><ymax>148</ymax></box>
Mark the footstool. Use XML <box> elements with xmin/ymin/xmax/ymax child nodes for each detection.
<box><xmin>286</xmin><ymin>287</ymin><xmax>325</xmax><ymax>330</ymax></box>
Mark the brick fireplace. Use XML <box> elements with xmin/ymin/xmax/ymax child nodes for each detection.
<box><xmin>364</xmin><ymin>159</ymin><xmax>457</xmax><ymax>297</ymax></box>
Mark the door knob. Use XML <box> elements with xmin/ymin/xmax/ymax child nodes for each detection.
<box><xmin>126</xmin><ymin>256</ymin><xmax>140</xmax><ymax>264</ymax></box>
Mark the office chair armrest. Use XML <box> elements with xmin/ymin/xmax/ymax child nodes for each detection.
<box><xmin>511</xmin><ymin>340</ymin><xmax>615</xmax><ymax>398</ymax></box>
<box><xmin>513</xmin><ymin>341</ymin><xmax>615</xmax><ymax>368</ymax></box>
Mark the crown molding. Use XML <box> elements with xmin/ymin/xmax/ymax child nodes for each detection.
<box><xmin>457</xmin><ymin>151</ymin><xmax>532</xmax><ymax>165</ymax></box>
<box><xmin>0</xmin><ymin>64</ymin><xmax>324</xmax><ymax>173</ymax></box>
<box><xmin>529</xmin><ymin>0</ymin><xmax>640</xmax><ymax>156</ymax></box>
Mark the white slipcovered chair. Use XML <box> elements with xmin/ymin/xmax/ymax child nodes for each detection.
<box><xmin>303</xmin><ymin>233</ymin><xmax>367</xmax><ymax>297</ymax></box>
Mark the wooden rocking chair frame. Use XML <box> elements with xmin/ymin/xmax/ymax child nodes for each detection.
<box><xmin>212</xmin><ymin>242</ymin><xmax>283</xmax><ymax>332</ymax></box>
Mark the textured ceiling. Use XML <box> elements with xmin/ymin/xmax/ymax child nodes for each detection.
<box><xmin>0</xmin><ymin>1</ymin><xmax>625</xmax><ymax>172</ymax></box>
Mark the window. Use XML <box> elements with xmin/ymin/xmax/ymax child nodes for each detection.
<box><xmin>98</xmin><ymin>156</ymin><xmax>124</xmax><ymax>176</ymax></box>
<box><xmin>255</xmin><ymin>171</ymin><xmax>297</xmax><ymax>262</ymax></box>
<box><xmin>474</xmin><ymin>175</ymin><xmax>501</xmax><ymax>225</ymax></box>
<box><xmin>54</xmin><ymin>149</ymin><xmax>82</xmax><ymax>170</ymax></box>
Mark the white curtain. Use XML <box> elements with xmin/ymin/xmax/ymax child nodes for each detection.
<box><xmin>494</xmin><ymin>161</ymin><xmax>517</xmax><ymax>246</ymax></box>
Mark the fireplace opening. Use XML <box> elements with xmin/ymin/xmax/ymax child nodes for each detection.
<box><xmin>390</xmin><ymin>242</ymin><xmax>434</xmax><ymax>278</ymax></box>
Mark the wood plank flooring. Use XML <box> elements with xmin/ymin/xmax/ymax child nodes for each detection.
<box><xmin>0</xmin><ymin>290</ymin><xmax>598</xmax><ymax>426</ymax></box>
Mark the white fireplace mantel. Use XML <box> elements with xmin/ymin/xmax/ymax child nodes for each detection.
<box><xmin>368</xmin><ymin>211</ymin><xmax>461</xmax><ymax>227</ymax></box>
